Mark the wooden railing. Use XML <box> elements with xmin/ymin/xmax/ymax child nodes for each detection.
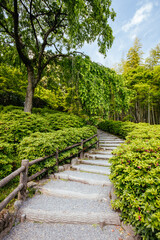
<box><xmin>0</xmin><ymin>134</ymin><xmax>99</xmax><ymax>212</ymax></box>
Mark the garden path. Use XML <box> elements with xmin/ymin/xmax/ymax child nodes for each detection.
<box><xmin>3</xmin><ymin>130</ymin><xmax>135</xmax><ymax>240</ymax></box>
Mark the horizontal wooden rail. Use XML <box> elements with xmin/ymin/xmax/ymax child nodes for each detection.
<box><xmin>59</xmin><ymin>142</ymin><xmax>81</xmax><ymax>153</ymax></box>
<box><xmin>29</xmin><ymin>154</ymin><xmax>56</xmax><ymax>166</ymax></box>
<box><xmin>83</xmin><ymin>134</ymin><xmax>97</xmax><ymax>143</ymax></box>
<box><xmin>28</xmin><ymin>168</ymin><xmax>48</xmax><ymax>182</ymax></box>
<box><xmin>0</xmin><ymin>166</ymin><xmax>25</xmax><ymax>188</ymax></box>
<box><xmin>0</xmin><ymin>132</ymin><xmax>99</xmax><ymax>212</ymax></box>
<box><xmin>0</xmin><ymin>183</ymin><xmax>24</xmax><ymax>212</ymax></box>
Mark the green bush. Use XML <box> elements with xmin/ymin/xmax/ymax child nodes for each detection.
<box><xmin>0</xmin><ymin>107</ymin><xmax>86</xmax><ymax>144</ymax></box>
<box><xmin>0</xmin><ymin>142</ymin><xmax>16</xmax><ymax>179</ymax></box>
<box><xmin>0</xmin><ymin>105</ymin><xmax>96</xmax><ymax>203</ymax></box>
<box><xmin>45</xmin><ymin>113</ymin><xmax>85</xmax><ymax>130</ymax></box>
<box><xmin>0</xmin><ymin>106</ymin><xmax>87</xmax><ymax>180</ymax></box>
<box><xmin>98</xmin><ymin>120</ymin><xmax>160</xmax><ymax>240</ymax></box>
<box><xmin>18</xmin><ymin>126</ymin><xmax>97</xmax><ymax>176</ymax></box>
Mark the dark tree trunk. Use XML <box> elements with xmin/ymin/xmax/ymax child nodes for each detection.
<box><xmin>24</xmin><ymin>67</ymin><xmax>35</xmax><ymax>113</ymax></box>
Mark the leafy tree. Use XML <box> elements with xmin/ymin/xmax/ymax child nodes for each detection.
<box><xmin>125</xmin><ymin>38</ymin><xmax>143</xmax><ymax>71</ymax></box>
<box><xmin>145</xmin><ymin>42</ymin><xmax>160</xmax><ymax>69</ymax></box>
<box><xmin>0</xmin><ymin>63</ymin><xmax>27</xmax><ymax>105</ymax></box>
<box><xmin>0</xmin><ymin>0</ymin><xmax>116</xmax><ymax>113</ymax></box>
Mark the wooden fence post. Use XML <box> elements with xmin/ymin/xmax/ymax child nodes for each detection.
<box><xmin>80</xmin><ymin>139</ymin><xmax>84</xmax><ymax>159</ymax></box>
<box><xmin>18</xmin><ymin>159</ymin><xmax>29</xmax><ymax>201</ymax></box>
<box><xmin>56</xmin><ymin>149</ymin><xmax>59</xmax><ymax>171</ymax></box>
<box><xmin>96</xmin><ymin>139</ymin><xmax>99</xmax><ymax>149</ymax></box>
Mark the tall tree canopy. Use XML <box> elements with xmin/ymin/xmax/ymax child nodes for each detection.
<box><xmin>145</xmin><ymin>42</ymin><xmax>160</xmax><ymax>69</ymax></box>
<box><xmin>0</xmin><ymin>0</ymin><xmax>116</xmax><ymax>112</ymax></box>
<box><xmin>125</xmin><ymin>38</ymin><xmax>143</xmax><ymax>70</ymax></box>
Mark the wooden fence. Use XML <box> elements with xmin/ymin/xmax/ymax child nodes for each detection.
<box><xmin>0</xmin><ymin>134</ymin><xmax>99</xmax><ymax>212</ymax></box>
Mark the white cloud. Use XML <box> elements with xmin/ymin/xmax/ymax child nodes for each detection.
<box><xmin>122</xmin><ymin>2</ymin><xmax>153</xmax><ymax>32</ymax></box>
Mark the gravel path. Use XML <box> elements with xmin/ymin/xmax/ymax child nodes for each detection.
<box><xmin>21</xmin><ymin>194</ymin><xmax>114</xmax><ymax>213</ymax></box>
<box><xmin>3</xmin><ymin>130</ymin><xmax>132</xmax><ymax>240</ymax></box>
<box><xmin>72</xmin><ymin>164</ymin><xmax>111</xmax><ymax>175</ymax></box>
<box><xmin>3</xmin><ymin>222</ymin><xmax>129</xmax><ymax>240</ymax></box>
<box><xmin>42</xmin><ymin>179</ymin><xmax>110</xmax><ymax>195</ymax></box>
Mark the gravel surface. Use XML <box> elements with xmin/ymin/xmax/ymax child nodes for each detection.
<box><xmin>42</xmin><ymin>179</ymin><xmax>110</xmax><ymax>196</ymax></box>
<box><xmin>86</xmin><ymin>153</ymin><xmax>112</xmax><ymax>159</ymax></box>
<box><xmin>80</xmin><ymin>159</ymin><xmax>111</xmax><ymax>166</ymax></box>
<box><xmin>92</xmin><ymin>150</ymin><xmax>113</xmax><ymax>155</ymax></box>
<box><xmin>54</xmin><ymin>170</ymin><xmax>110</xmax><ymax>182</ymax></box>
<box><xmin>99</xmin><ymin>143</ymin><xmax>121</xmax><ymax>147</ymax></box>
<box><xmin>3</xmin><ymin>222</ymin><xmax>129</xmax><ymax>240</ymax></box>
<box><xmin>20</xmin><ymin>194</ymin><xmax>113</xmax><ymax>213</ymax></box>
<box><xmin>72</xmin><ymin>164</ymin><xmax>111</xmax><ymax>175</ymax></box>
<box><xmin>3</xmin><ymin>130</ymin><xmax>131</xmax><ymax>240</ymax></box>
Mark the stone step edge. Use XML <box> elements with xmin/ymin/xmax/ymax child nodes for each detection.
<box><xmin>39</xmin><ymin>187</ymin><xmax>108</xmax><ymax>200</ymax></box>
<box><xmin>78</xmin><ymin>160</ymin><xmax>111</xmax><ymax>167</ymax></box>
<box><xmin>53</xmin><ymin>174</ymin><xmax>112</xmax><ymax>186</ymax></box>
<box><xmin>84</xmin><ymin>154</ymin><xmax>111</xmax><ymax>158</ymax></box>
<box><xmin>20</xmin><ymin>208</ymin><xmax>120</xmax><ymax>226</ymax></box>
<box><xmin>71</xmin><ymin>165</ymin><xmax>110</xmax><ymax>175</ymax></box>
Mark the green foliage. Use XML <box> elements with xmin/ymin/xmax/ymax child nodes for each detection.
<box><xmin>98</xmin><ymin>120</ymin><xmax>136</xmax><ymax>138</ymax></box>
<box><xmin>98</xmin><ymin>120</ymin><xmax>160</xmax><ymax>239</ymax></box>
<box><xmin>145</xmin><ymin>43</ymin><xmax>160</xmax><ymax>69</ymax></box>
<box><xmin>56</xmin><ymin>56</ymin><xmax>130</xmax><ymax>117</ymax></box>
<box><xmin>0</xmin><ymin>106</ymin><xmax>86</xmax><ymax>144</ymax></box>
<box><xmin>116</xmin><ymin>41</ymin><xmax>160</xmax><ymax>124</ymax></box>
<box><xmin>125</xmin><ymin>38</ymin><xmax>143</xmax><ymax>70</ymax></box>
<box><xmin>0</xmin><ymin>63</ymin><xmax>27</xmax><ymax>106</ymax></box>
<box><xmin>18</xmin><ymin>126</ymin><xmax>97</xmax><ymax>176</ymax></box>
<box><xmin>0</xmin><ymin>106</ymin><xmax>86</xmax><ymax>179</ymax></box>
<box><xmin>0</xmin><ymin>142</ymin><xmax>16</xmax><ymax>179</ymax></box>
<box><xmin>0</xmin><ymin>0</ymin><xmax>116</xmax><ymax>112</ymax></box>
<box><xmin>0</xmin><ymin>106</ymin><xmax>96</xmax><ymax>203</ymax></box>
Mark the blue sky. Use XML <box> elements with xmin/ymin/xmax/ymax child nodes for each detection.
<box><xmin>80</xmin><ymin>0</ymin><xmax>160</xmax><ymax>68</ymax></box>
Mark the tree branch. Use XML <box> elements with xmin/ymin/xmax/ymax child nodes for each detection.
<box><xmin>0</xmin><ymin>3</ymin><xmax>14</xmax><ymax>16</ymax></box>
<box><xmin>0</xmin><ymin>21</ymin><xmax>15</xmax><ymax>39</ymax></box>
<box><xmin>29</xmin><ymin>0</ymin><xmax>39</xmax><ymax>50</ymax></box>
<box><xmin>14</xmin><ymin>0</ymin><xmax>30</xmax><ymax>66</ymax></box>
<box><xmin>19</xmin><ymin>0</ymin><xmax>30</xmax><ymax>15</ymax></box>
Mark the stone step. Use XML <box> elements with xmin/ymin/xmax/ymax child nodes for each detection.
<box><xmin>99</xmin><ymin>140</ymin><xmax>124</xmax><ymax>144</ymax></box>
<box><xmin>99</xmin><ymin>138</ymin><xmax>120</xmax><ymax>141</ymax></box>
<box><xmin>54</xmin><ymin>171</ymin><xmax>111</xmax><ymax>186</ymax></box>
<box><xmin>19</xmin><ymin>195</ymin><xmax>120</xmax><ymax>225</ymax></box>
<box><xmin>99</xmin><ymin>144</ymin><xmax>120</xmax><ymax>147</ymax></box>
<box><xmin>4</xmin><ymin>222</ymin><xmax>129</xmax><ymax>240</ymax></box>
<box><xmin>72</xmin><ymin>164</ymin><xmax>110</xmax><ymax>175</ymax></box>
<box><xmin>100</xmin><ymin>146</ymin><xmax>117</xmax><ymax>150</ymax></box>
<box><xmin>79</xmin><ymin>159</ymin><xmax>111</xmax><ymax>167</ymax></box>
<box><xmin>39</xmin><ymin>180</ymin><xmax>110</xmax><ymax>200</ymax></box>
<box><xmin>91</xmin><ymin>150</ymin><xmax>113</xmax><ymax>155</ymax></box>
<box><xmin>84</xmin><ymin>153</ymin><xmax>112</xmax><ymax>160</ymax></box>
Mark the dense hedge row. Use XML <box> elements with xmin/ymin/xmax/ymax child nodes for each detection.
<box><xmin>19</xmin><ymin>126</ymin><xmax>97</xmax><ymax>176</ymax></box>
<box><xmin>98</xmin><ymin>120</ymin><xmax>136</xmax><ymax>138</ymax></box>
<box><xmin>98</xmin><ymin>120</ymin><xmax>160</xmax><ymax>240</ymax></box>
<box><xmin>0</xmin><ymin>106</ymin><xmax>86</xmax><ymax>180</ymax></box>
<box><xmin>0</xmin><ymin>106</ymin><xmax>96</xmax><ymax>204</ymax></box>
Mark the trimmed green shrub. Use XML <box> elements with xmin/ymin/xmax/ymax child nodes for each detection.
<box><xmin>0</xmin><ymin>106</ymin><xmax>96</xmax><ymax>203</ymax></box>
<box><xmin>18</xmin><ymin>126</ymin><xmax>97</xmax><ymax>176</ymax></box>
<box><xmin>0</xmin><ymin>108</ymin><xmax>86</xmax><ymax>144</ymax></box>
<box><xmin>45</xmin><ymin>113</ymin><xmax>85</xmax><ymax>130</ymax></box>
<box><xmin>0</xmin><ymin>142</ymin><xmax>16</xmax><ymax>179</ymax></box>
<box><xmin>98</xmin><ymin>120</ymin><xmax>160</xmax><ymax>240</ymax></box>
<box><xmin>0</xmin><ymin>106</ymin><xmax>87</xmax><ymax>180</ymax></box>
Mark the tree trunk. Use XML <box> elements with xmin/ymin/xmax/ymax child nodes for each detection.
<box><xmin>24</xmin><ymin>67</ymin><xmax>35</xmax><ymax>113</ymax></box>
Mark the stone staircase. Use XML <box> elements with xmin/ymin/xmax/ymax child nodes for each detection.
<box><xmin>3</xmin><ymin>130</ymin><xmax>136</xmax><ymax>240</ymax></box>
